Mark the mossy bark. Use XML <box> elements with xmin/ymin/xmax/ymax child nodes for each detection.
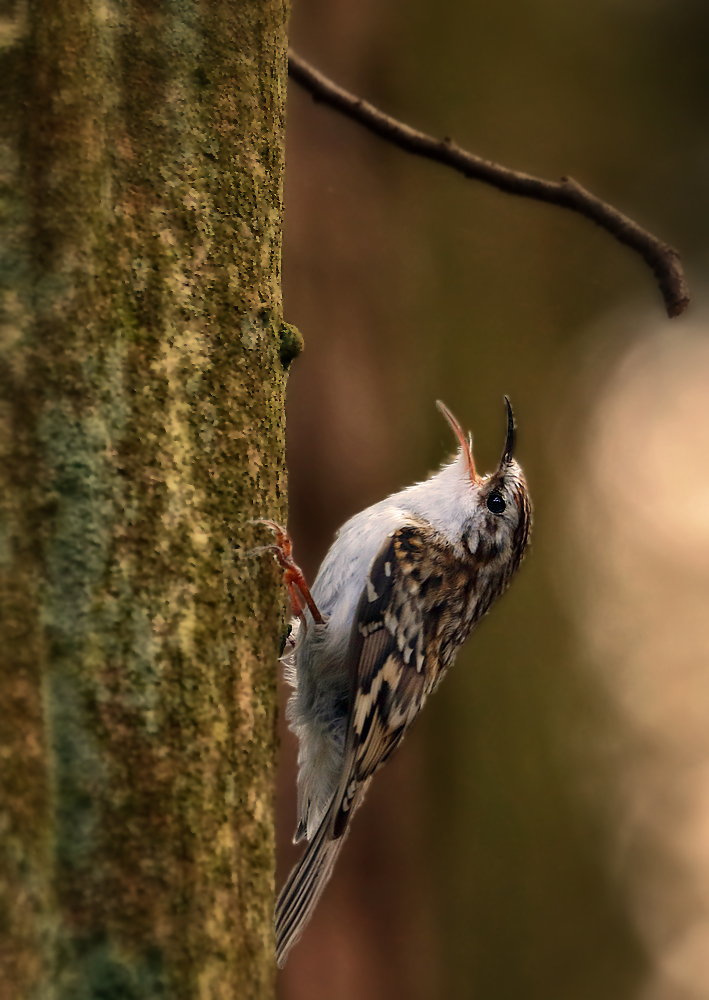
<box><xmin>0</xmin><ymin>0</ymin><xmax>291</xmax><ymax>996</ymax></box>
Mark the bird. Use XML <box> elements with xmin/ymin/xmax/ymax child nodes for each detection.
<box><xmin>256</xmin><ymin>398</ymin><xmax>532</xmax><ymax>966</ymax></box>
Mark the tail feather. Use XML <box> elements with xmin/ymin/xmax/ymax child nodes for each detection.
<box><xmin>275</xmin><ymin>804</ymin><xmax>347</xmax><ymax>967</ymax></box>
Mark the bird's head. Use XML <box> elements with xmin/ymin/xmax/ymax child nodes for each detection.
<box><xmin>436</xmin><ymin>399</ymin><xmax>532</xmax><ymax>573</ymax></box>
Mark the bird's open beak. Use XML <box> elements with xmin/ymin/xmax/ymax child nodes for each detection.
<box><xmin>436</xmin><ymin>401</ymin><xmax>481</xmax><ymax>483</ymax></box>
<box><xmin>498</xmin><ymin>396</ymin><xmax>515</xmax><ymax>469</ymax></box>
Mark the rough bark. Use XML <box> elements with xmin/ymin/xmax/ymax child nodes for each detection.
<box><xmin>0</xmin><ymin>0</ymin><xmax>292</xmax><ymax>997</ymax></box>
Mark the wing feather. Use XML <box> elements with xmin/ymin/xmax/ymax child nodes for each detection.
<box><xmin>276</xmin><ymin>519</ymin><xmax>468</xmax><ymax>964</ymax></box>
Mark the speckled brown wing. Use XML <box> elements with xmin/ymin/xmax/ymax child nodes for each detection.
<box><xmin>332</xmin><ymin>518</ymin><xmax>477</xmax><ymax>838</ymax></box>
<box><xmin>275</xmin><ymin>519</ymin><xmax>476</xmax><ymax>964</ymax></box>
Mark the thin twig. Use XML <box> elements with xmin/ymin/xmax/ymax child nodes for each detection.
<box><xmin>288</xmin><ymin>50</ymin><xmax>689</xmax><ymax>318</ymax></box>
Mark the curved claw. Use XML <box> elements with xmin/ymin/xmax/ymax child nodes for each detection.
<box><xmin>251</xmin><ymin>520</ymin><xmax>323</xmax><ymax>626</ymax></box>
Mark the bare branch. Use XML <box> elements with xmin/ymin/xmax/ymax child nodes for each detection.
<box><xmin>288</xmin><ymin>50</ymin><xmax>689</xmax><ymax>319</ymax></box>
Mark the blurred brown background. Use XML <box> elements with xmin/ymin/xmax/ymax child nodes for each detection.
<box><xmin>277</xmin><ymin>1</ymin><xmax>709</xmax><ymax>998</ymax></box>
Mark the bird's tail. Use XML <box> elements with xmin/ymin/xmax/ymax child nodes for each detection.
<box><xmin>275</xmin><ymin>801</ymin><xmax>347</xmax><ymax>967</ymax></box>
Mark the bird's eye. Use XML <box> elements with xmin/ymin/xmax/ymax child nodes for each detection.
<box><xmin>486</xmin><ymin>490</ymin><xmax>506</xmax><ymax>514</ymax></box>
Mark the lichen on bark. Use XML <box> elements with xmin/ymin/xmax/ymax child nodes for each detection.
<box><xmin>0</xmin><ymin>0</ymin><xmax>290</xmax><ymax>997</ymax></box>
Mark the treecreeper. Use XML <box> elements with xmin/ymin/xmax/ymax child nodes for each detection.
<box><xmin>255</xmin><ymin>399</ymin><xmax>532</xmax><ymax>966</ymax></box>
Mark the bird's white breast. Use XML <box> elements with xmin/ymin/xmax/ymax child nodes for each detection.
<box><xmin>304</xmin><ymin>454</ymin><xmax>471</xmax><ymax>657</ymax></box>
<box><xmin>311</xmin><ymin>503</ymin><xmax>409</xmax><ymax>648</ymax></box>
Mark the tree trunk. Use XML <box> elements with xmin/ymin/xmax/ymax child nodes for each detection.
<box><xmin>0</xmin><ymin>1</ymin><xmax>292</xmax><ymax>996</ymax></box>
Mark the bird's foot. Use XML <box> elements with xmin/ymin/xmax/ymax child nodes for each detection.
<box><xmin>251</xmin><ymin>520</ymin><xmax>324</xmax><ymax>626</ymax></box>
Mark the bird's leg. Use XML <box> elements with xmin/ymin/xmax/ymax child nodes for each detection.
<box><xmin>252</xmin><ymin>520</ymin><xmax>324</xmax><ymax>626</ymax></box>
